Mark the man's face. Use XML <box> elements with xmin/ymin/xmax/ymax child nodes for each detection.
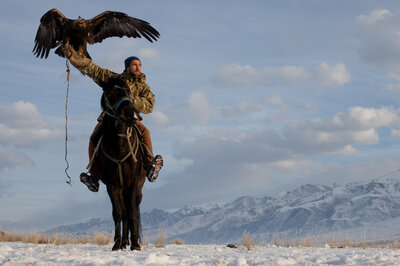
<box><xmin>128</xmin><ymin>59</ymin><xmax>142</xmax><ymax>75</ymax></box>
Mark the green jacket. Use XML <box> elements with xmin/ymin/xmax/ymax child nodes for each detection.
<box><xmin>79</xmin><ymin>61</ymin><xmax>155</xmax><ymax>114</ymax></box>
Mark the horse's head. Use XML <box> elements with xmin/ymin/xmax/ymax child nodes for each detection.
<box><xmin>99</xmin><ymin>77</ymin><xmax>139</xmax><ymax>126</ymax></box>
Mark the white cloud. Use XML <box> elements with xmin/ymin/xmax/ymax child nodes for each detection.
<box><xmin>155</xmin><ymin>91</ymin><xmax>218</xmax><ymax>127</ymax></box>
<box><xmin>390</xmin><ymin>128</ymin><xmax>400</xmax><ymax>137</ymax></box>
<box><xmin>262</xmin><ymin>94</ymin><xmax>286</xmax><ymax>107</ymax></box>
<box><xmin>296</xmin><ymin>106</ymin><xmax>400</xmax><ymax>132</ymax></box>
<box><xmin>212</xmin><ymin>64</ymin><xmax>261</xmax><ymax>87</ymax></box>
<box><xmin>94</xmin><ymin>39</ymin><xmax>156</xmax><ymax>72</ymax></box>
<box><xmin>280</xmin><ymin>106</ymin><xmax>400</xmax><ymax>156</ymax></box>
<box><xmin>262</xmin><ymin>65</ymin><xmax>312</xmax><ymax>86</ymax></box>
<box><xmin>139</xmin><ymin>48</ymin><xmax>160</xmax><ymax>59</ymax></box>
<box><xmin>218</xmin><ymin>93</ymin><xmax>291</xmax><ymax>125</ymax></box>
<box><xmin>328</xmin><ymin>144</ymin><xmax>356</xmax><ymax>156</ymax></box>
<box><xmin>166</xmin><ymin>104</ymin><xmax>399</xmax><ymax>166</ymax></box>
<box><xmin>0</xmin><ymin>101</ymin><xmax>63</xmax><ymax>148</ymax></box>
<box><xmin>213</xmin><ymin>63</ymin><xmax>349</xmax><ymax>88</ymax></box>
<box><xmin>157</xmin><ymin>154</ymin><xmax>193</xmax><ymax>176</ymax></box>
<box><xmin>221</xmin><ymin>101</ymin><xmax>263</xmax><ymax>117</ymax></box>
<box><xmin>187</xmin><ymin>91</ymin><xmax>216</xmax><ymax>124</ymax></box>
<box><xmin>317</xmin><ymin>62</ymin><xmax>351</xmax><ymax>88</ymax></box>
<box><xmin>175</xmin><ymin>105</ymin><xmax>389</xmax><ymax>164</ymax></box>
<box><xmin>97</xmin><ymin>49</ymin><xmax>126</xmax><ymax>73</ymax></box>
<box><xmin>263</xmin><ymin>94</ymin><xmax>290</xmax><ymax>123</ymax></box>
<box><xmin>267</xmin><ymin>159</ymin><xmax>338</xmax><ymax>176</ymax></box>
<box><xmin>354</xmin><ymin>8</ymin><xmax>400</xmax><ymax>73</ymax></box>
<box><xmin>144</xmin><ymin>104</ymin><xmax>400</xmax><ymax>210</ymax></box>
<box><xmin>357</xmin><ymin>9</ymin><xmax>393</xmax><ymax>25</ymax></box>
<box><xmin>164</xmin><ymin>105</ymin><xmax>390</xmax><ymax>202</ymax></box>
<box><xmin>143</xmin><ymin>102</ymin><xmax>400</xmax><ymax>208</ymax></box>
<box><xmin>0</xmin><ymin>145</ymin><xmax>34</xmax><ymax>170</ymax></box>
<box><xmin>346</xmin><ymin>106</ymin><xmax>400</xmax><ymax>128</ymax></box>
<box><xmin>280</xmin><ymin>158</ymin><xmax>400</xmax><ymax>193</ymax></box>
<box><xmin>148</xmin><ymin>110</ymin><xmax>170</xmax><ymax>126</ymax></box>
<box><xmin>385</xmin><ymin>74</ymin><xmax>400</xmax><ymax>93</ymax></box>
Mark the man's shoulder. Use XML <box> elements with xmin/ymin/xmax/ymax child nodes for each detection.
<box><xmin>118</xmin><ymin>72</ymin><xmax>147</xmax><ymax>83</ymax></box>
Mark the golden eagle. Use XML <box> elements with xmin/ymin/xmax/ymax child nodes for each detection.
<box><xmin>33</xmin><ymin>8</ymin><xmax>160</xmax><ymax>59</ymax></box>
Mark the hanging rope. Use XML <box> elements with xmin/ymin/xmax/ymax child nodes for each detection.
<box><xmin>65</xmin><ymin>60</ymin><xmax>72</xmax><ymax>186</ymax></box>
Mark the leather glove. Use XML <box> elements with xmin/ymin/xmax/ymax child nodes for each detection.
<box><xmin>63</xmin><ymin>44</ymin><xmax>92</xmax><ymax>69</ymax></box>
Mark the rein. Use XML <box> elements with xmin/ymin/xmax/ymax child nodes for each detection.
<box><xmin>64</xmin><ymin>60</ymin><xmax>72</xmax><ymax>186</ymax></box>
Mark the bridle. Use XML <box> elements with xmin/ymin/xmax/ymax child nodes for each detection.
<box><xmin>103</xmin><ymin>93</ymin><xmax>134</xmax><ymax>124</ymax></box>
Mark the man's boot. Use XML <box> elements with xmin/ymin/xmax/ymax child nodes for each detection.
<box><xmin>80</xmin><ymin>122</ymin><xmax>102</xmax><ymax>192</ymax></box>
<box><xmin>147</xmin><ymin>155</ymin><xmax>163</xmax><ymax>182</ymax></box>
<box><xmin>135</xmin><ymin>121</ymin><xmax>163</xmax><ymax>182</ymax></box>
<box><xmin>80</xmin><ymin>173</ymin><xmax>100</xmax><ymax>192</ymax></box>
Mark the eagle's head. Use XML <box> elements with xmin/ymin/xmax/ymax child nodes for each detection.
<box><xmin>76</xmin><ymin>16</ymin><xmax>85</xmax><ymax>25</ymax></box>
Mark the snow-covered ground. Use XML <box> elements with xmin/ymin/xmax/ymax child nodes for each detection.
<box><xmin>1</xmin><ymin>242</ymin><xmax>400</xmax><ymax>265</ymax></box>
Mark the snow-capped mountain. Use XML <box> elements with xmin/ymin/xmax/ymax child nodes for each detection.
<box><xmin>47</xmin><ymin>171</ymin><xmax>400</xmax><ymax>244</ymax></box>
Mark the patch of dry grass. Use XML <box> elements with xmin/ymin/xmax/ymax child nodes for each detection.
<box><xmin>92</xmin><ymin>232</ymin><xmax>112</xmax><ymax>245</ymax></box>
<box><xmin>287</xmin><ymin>235</ymin><xmax>317</xmax><ymax>248</ymax></box>
<box><xmin>141</xmin><ymin>236</ymin><xmax>149</xmax><ymax>247</ymax></box>
<box><xmin>322</xmin><ymin>234</ymin><xmax>352</xmax><ymax>248</ymax></box>
<box><xmin>0</xmin><ymin>231</ymin><xmax>112</xmax><ymax>245</ymax></box>
<box><xmin>0</xmin><ymin>231</ymin><xmax>6</xmax><ymax>241</ymax></box>
<box><xmin>153</xmin><ymin>228</ymin><xmax>166</xmax><ymax>248</ymax></box>
<box><xmin>271</xmin><ymin>233</ymin><xmax>400</xmax><ymax>249</ymax></box>
<box><xmin>169</xmin><ymin>238</ymin><xmax>185</xmax><ymax>245</ymax></box>
<box><xmin>274</xmin><ymin>234</ymin><xmax>280</xmax><ymax>247</ymax></box>
<box><xmin>241</xmin><ymin>231</ymin><xmax>256</xmax><ymax>251</ymax></box>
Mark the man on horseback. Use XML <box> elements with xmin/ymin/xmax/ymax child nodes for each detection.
<box><xmin>64</xmin><ymin>45</ymin><xmax>163</xmax><ymax>192</ymax></box>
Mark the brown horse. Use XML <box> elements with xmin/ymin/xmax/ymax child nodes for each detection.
<box><xmin>96</xmin><ymin>77</ymin><xmax>146</xmax><ymax>251</ymax></box>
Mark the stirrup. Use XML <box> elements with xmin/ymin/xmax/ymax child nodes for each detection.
<box><xmin>80</xmin><ymin>172</ymin><xmax>99</xmax><ymax>192</ymax></box>
<box><xmin>147</xmin><ymin>155</ymin><xmax>163</xmax><ymax>182</ymax></box>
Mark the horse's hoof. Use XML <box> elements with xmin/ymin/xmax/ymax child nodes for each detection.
<box><xmin>112</xmin><ymin>240</ymin><xmax>122</xmax><ymax>251</ymax></box>
<box><xmin>121</xmin><ymin>239</ymin><xmax>129</xmax><ymax>250</ymax></box>
<box><xmin>130</xmin><ymin>243</ymin><xmax>142</xmax><ymax>251</ymax></box>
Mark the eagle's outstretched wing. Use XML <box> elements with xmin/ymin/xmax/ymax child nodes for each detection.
<box><xmin>89</xmin><ymin>11</ymin><xmax>160</xmax><ymax>44</ymax></box>
<box><xmin>33</xmin><ymin>9</ymin><xmax>70</xmax><ymax>59</ymax></box>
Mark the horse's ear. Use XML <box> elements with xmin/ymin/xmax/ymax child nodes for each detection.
<box><xmin>100</xmin><ymin>93</ymin><xmax>106</xmax><ymax>110</ymax></box>
<box><xmin>99</xmin><ymin>80</ymin><xmax>109</xmax><ymax>92</ymax></box>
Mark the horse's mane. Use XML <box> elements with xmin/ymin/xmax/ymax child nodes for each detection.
<box><xmin>100</xmin><ymin>93</ymin><xmax>107</xmax><ymax>111</ymax></box>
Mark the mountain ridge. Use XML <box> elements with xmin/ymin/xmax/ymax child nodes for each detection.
<box><xmin>46</xmin><ymin>172</ymin><xmax>400</xmax><ymax>244</ymax></box>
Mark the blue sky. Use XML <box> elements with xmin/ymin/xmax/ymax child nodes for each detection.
<box><xmin>2</xmin><ymin>0</ymin><xmax>400</xmax><ymax>231</ymax></box>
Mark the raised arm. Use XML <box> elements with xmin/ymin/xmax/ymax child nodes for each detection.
<box><xmin>64</xmin><ymin>45</ymin><xmax>117</xmax><ymax>85</ymax></box>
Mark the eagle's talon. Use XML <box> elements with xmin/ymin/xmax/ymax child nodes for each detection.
<box><xmin>64</xmin><ymin>47</ymin><xmax>73</xmax><ymax>58</ymax></box>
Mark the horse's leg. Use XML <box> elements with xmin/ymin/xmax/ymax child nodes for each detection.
<box><xmin>107</xmin><ymin>185</ymin><xmax>125</xmax><ymax>251</ymax></box>
<box><xmin>121</xmin><ymin>189</ymin><xmax>130</xmax><ymax>249</ymax></box>
<box><xmin>125</xmin><ymin>186</ymin><xmax>139</xmax><ymax>250</ymax></box>
<box><xmin>128</xmin><ymin>178</ymin><xmax>146</xmax><ymax>251</ymax></box>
